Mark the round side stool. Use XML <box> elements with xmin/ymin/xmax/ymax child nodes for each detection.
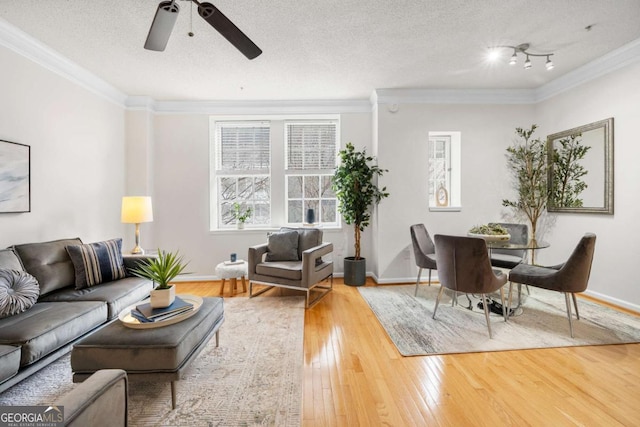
<box><xmin>215</xmin><ymin>261</ymin><xmax>248</xmax><ymax>296</ymax></box>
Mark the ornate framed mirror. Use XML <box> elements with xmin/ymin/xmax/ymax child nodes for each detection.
<box><xmin>547</xmin><ymin>118</ymin><xmax>614</xmax><ymax>214</ymax></box>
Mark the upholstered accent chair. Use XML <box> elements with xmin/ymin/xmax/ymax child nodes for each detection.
<box><xmin>489</xmin><ymin>222</ymin><xmax>529</xmax><ymax>269</ymax></box>
<box><xmin>409</xmin><ymin>224</ymin><xmax>438</xmax><ymax>297</ymax></box>
<box><xmin>248</xmin><ymin>227</ymin><xmax>333</xmax><ymax>308</ymax></box>
<box><xmin>433</xmin><ymin>234</ymin><xmax>509</xmax><ymax>338</ymax></box>
<box><xmin>508</xmin><ymin>233</ymin><xmax>596</xmax><ymax>338</ymax></box>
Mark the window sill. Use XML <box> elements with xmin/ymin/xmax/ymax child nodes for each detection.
<box><xmin>210</xmin><ymin>225</ymin><xmax>343</xmax><ymax>235</ymax></box>
<box><xmin>429</xmin><ymin>206</ymin><xmax>462</xmax><ymax>212</ymax></box>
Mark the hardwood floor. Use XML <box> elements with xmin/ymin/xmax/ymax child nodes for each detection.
<box><xmin>175</xmin><ymin>280</ymin><xmax>640</xmax><ymax>426</ymax></box>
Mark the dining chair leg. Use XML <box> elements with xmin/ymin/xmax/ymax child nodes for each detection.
<box><xmin>499</xmin><ymin>287</ymin><xmax>507</xmax><ymax>322</ymax></box>
<box><xmin>432</xmin><ymin>286</ymin><xmax>445</xmax><ymax>319</ymax></box>
<box><xmin>427</xmin><ymin>269</ymin><xmax>432</xmax><ymax>286</ymax></box>
<box><xmin>507</xmin><ymin>282</ymin><xmax>514</xmax><ymax>319</ymax></box>
<box><xmin>564</xmin><ymin>292</ymin><xmax>574</xmax><ymax>338</ymax></box>
<box><xmin>414</xmin><ymin>268</ymin><xmax>423</xmax><ymax>296</ymax></box>
<box><xmin>481</xmin><ymin>293</ymin><xmax>493</xmax><ymax>339</ymax></box>
<box><xmin>572</xmin><ymin>293</ymin><xmax>580</xmax><ymax>320</ymax></box>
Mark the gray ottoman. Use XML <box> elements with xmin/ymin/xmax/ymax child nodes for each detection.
<box><xmin>71</xmin><ymin>297</ymin><xmax>224</xmax><ymax>409</ymax></box>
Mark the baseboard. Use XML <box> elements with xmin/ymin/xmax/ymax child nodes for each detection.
<box><xmin>583</xmin><ymin>290</ymin><xmax>640</xmax><ymax>314</ymax></box>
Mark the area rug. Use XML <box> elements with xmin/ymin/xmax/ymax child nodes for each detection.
<box><xmin>358</xmin><ymin>285</ymin><xmax>640</xmax><ymax>356</ymax></box>
<box><xmin>0</xmin><ymin>296</ymin><xmax>305</xmax><ymax>426</ymax></box>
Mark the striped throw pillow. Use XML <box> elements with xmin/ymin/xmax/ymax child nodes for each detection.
<box><xmin>66</xmin><ymin>239</ymin><xmax>126</xmax><ymax>289</ymax></box>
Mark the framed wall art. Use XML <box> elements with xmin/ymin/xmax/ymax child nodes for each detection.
<box><xmin>0</xmin><ymin>139</ymin><xmax>31</xmax><ymax>213</ymax></box>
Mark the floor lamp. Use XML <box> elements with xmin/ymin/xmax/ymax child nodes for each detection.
<box><xmin>121</xmin><ymin>196</ymin><xmax>154</xmax><ymax>254</ymax></box>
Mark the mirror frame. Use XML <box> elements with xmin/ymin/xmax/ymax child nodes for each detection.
<box><xmin>547</xmin><ymin>117</ymin><xmax>614</xmax><ymax>214</ymax></box>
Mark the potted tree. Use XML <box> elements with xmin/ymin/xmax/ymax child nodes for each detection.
<box><xmin>332</xmin><ymin>142</ymin><xmax>389</xmax><ymax>286</ymax></box>
<box><xmin>502</xmin><ymin>125</ymin><xmax>548</xmax><ymax>260</ymax></box>
<box><xmin>131</xmin><ymin>249</ymin><xmax>189</xmax><ymax>308</ymax></box>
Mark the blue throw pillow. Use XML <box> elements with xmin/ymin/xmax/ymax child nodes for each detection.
<box><xmin>66</xmin><ymin>238</ymin><xmax>126</xmax><ymax>289</ymax></box>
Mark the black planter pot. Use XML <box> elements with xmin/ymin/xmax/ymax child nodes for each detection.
<box><xmin>343</xmin><ymin>257</ymin><xmax>366</xmax><ymax>286</ymax></box>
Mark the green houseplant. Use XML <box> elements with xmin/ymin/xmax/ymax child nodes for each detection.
<box><xmin>232</xmin><ymin>202</ymin><xmax>252</xmax><ymax>229</ymax></box>
<box><xmin>332</xmin><ymin>142</ymin><xmax>389</xmax><ymax>286</ymax></box>
<box><xmin>131</xmin><ymin>249</ymin><xmax>189</xmax><ymax>308</ymax></box>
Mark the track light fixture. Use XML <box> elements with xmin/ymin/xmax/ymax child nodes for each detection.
<box><xmin>491</xmin><ymin>43</ymin><xmax>554</xmax><ymax>71</ymax></box>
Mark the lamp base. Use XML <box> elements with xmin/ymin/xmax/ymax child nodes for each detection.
<box><xmin>131</xmin><ymin>246</ymin><xmax>145</xmax><ymax>255</ymax></box>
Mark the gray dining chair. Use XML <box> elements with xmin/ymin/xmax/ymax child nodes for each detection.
<box><xmin>410</xmin><ymin>224</ymin><xmax>437</xmax><ymax>297</ymax></box>
<box><xmin>433</xmin><ymin>234</ymin><xmax>509</xmax><ymax>338</ymax></box>
<box><xmin>508</xmin><ymin>233</ymin><xmax>596</xmax><ymax>338</ymax></box>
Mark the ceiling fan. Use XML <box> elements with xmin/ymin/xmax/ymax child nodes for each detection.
<box><xmin>144</xmin><ymin>0</ymin><xmax>262</xmax><ymax>60</ymax></box>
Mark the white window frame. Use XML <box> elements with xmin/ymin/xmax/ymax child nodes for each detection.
<box><xmin>428</xmin><ymin>131</ymin><xmax>461</xmax><ymax>211</ymax></box>
<box><xmin>284</xmin><ymin>120</ymin><xmax>340</xmax><ymax>227</ymax></box>
<box><xmin>209</xmin><ymin>115</ymin><xmax>340</xmax><ymax>231</ymax></box>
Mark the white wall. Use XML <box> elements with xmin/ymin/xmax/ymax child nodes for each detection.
<box><xmin>145</xmin><ymin>112</ymin><xmax>371</xmax><ymax>278</ymax></box>
<box><xmin>0</xmin><ymin>46</ymin><xmax>127</xmax><ymax>248</ymax></box>
<box><xmin>535</xmin><ymin>62</ymin><xmax>640</xmax><ymax>308</ymax></box>
<box><xmin>374</xmin><ymin>102</ymin><xmax>534</xmax><ymax>282</ymax></box>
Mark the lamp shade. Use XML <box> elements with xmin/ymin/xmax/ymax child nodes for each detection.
<box><xmin>121</xmin><ymin>197</ymin><xmax>154</xmax><ymax>223</ymax></box>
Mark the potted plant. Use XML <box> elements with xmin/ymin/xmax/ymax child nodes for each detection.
<box><xmin>131</xmin><ymin>249</ymin><xmax>189</xmax><ymax>308</ymax></box>
<box><xmin>232</xmin><ymin>202</ymin><xmax>252</xmax><ymax>229</ymax></box>
<box><xmin>502</xmin><ymin>125</ymin><xmax>548</xmax><ymax>260</ymax></box>
<box><xmin>332</xmin><ymin>142</ymin><xmax>389</xmax><ymax>286</ymax></box>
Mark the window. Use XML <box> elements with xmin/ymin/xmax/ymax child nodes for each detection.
<box><xmin>214</xmin><ymin>121</ymin><xmax>271</xmax><ymax>228</ymax></box>
<box><xmin>428</xmin><ymin>131</ymin><xmax>461</xmax><ymax>209</ymax></box>
<box><xmin>285</xmin><ymin>122</ymin><xmax>338</xmax><ymax>225</ymax></box>
<box><xmin>211</xmin><ymin>116</ymin><xmax>340</xmax><ymax>229</ymax></box>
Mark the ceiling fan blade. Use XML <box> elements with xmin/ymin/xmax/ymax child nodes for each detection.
<box><xmin>144</xmin><ymin>1</ymin><xmax>180</xmax><ymax>51</ymax></box>
<box><xmin>197</xmin><ymin>2</ymin><xmax>262</xmax><ymax>60</ymax></box>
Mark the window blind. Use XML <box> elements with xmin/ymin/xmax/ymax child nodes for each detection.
<box><xmin>216</xmin><ymin>122</ymin><xmax>270</xmax><ymax>171</ymax></box>
<box><xmin>286</xmin><ymin>122</ymin><xmax>337</xmax><ymax>170</ymax></box>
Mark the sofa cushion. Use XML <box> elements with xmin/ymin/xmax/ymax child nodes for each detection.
<box><xmin>0</xmin><ymin>345</ymin><xmax>21</xmax><ymax>383</ymax></box>
<box><xmin>0</xmin><ymin>301</ymin><xmax>107</xmax><ymax>366</ymax></box>
<box><xmin>0</xmin><ymin>269</ymin><xmax>39</xmax><ymax>319</ymax></box>
<box><xmin>265</xmin><ymin>231</ymin><xmax>299</xmax><ymax>262</ymax></box>
<box><xmin>0</xmin><ymin>249</ymin><xmax>24</xmax><ymax>271</ymax></box>
<box><xmin>66</xmin><ymin>239</ymin><xmax>126</xmax><ymax>289</ymax></box>
<box><xmin>280</xmin><ymin>227</ymin><xmax>323</xmax><ymax>259</ymax></box>
<box><xmin>256</xmin><ymin>261</ymin><xmax>303</xmax><ymax>281</ymax></box>
<box><xmin>40</xmin><ymin>276</ymin><xmax>153</xmax><ymax>320</ymax></box>
<box><xmin>12</xmin><ymin>238</ymin><xmax>82</xmax><ymax>296</ymax></box>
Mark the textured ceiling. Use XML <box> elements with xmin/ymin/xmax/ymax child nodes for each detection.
<box><xmin>1</xmin><ymin>0</ymin><xmax>639</xmax><ymax>101</ymax></box>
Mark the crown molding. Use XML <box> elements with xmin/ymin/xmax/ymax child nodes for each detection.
<box><xmin>0</xmin><ymin>18</ymin><xmax>127</xmax><ymax>106</ymax></box>
<box><xmin>372</xmin><ymin>88</ymin><xmax>537</xmax><ymax>105</ymax></box>
<box><xmin>125</xmin><ymin>97</ymin><xmax>372</xmax><ymax>114</ymax></box>
<box><xmin>535</xmin><ymin>37</ymin><xmax>640</xmax><ymax>102</ymax></box>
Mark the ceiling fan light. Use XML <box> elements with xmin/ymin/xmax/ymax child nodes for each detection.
<box><xmin>545</xmin><ymin>57</ymin><xmax>554</xmax><ymax>70</ymax></box>
<box><xmin>509</xmin><ymin>51</ymin><xmax>518</xmax><ymax>65</ymax></box>
<box><xmin>524</xmin><ymin>55</ymin><xmax>532</xmax><ymax>69</ymax></box>
<box><xmin>144</xmin><ymin>1</ymin><xmax>180</xmax><ymax>52</ymax></box>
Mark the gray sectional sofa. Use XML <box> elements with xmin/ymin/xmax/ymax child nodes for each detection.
<box><xmin>0</xmin><ymin>238</ymin><xmax>153</xmax><ymax>393</ymax></box>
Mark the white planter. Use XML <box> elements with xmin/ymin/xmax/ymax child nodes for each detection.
<box><xmin>150</xmin><ymin>285</ymin><xmax>175</xmax><ymax>308</ymax></box>
<box><xmin>237</xmin><ymin>222</ymin><xmax>245</xmax><ymax>229</ymax></box>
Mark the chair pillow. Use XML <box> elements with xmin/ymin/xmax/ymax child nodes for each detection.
<box><xmin>66</xmin><ymin>238</ymin><xmax>126</xmax><ymax>289</ymax></box>
<box><xmin>265</xmin><ymin>231</ymin><xmax>300</xmax><ymax>262</ymax></box>
<box><xmin>0</xmin><ymin>269</ymin><xmax>40</xmax><ymax>319</ymax></box>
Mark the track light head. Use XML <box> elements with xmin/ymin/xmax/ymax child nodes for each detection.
<box><xmin>144</xmin><ymin>1</ymin><xmax>180</xmax><ymax>51</ymax></box>
<box><xmin>524</xmin><ymin>55</ymin><xmax>532</xmax><ymax>69</ymax></box>
<box><xmin>545</xmin><ymin>56</ymin><xmax>554</xmax><ymax>70</ymax></box>
<box><xmin>509</xmin><ymin>51</ymin><xmax>518</xmax><ymax>65</ymax></box>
